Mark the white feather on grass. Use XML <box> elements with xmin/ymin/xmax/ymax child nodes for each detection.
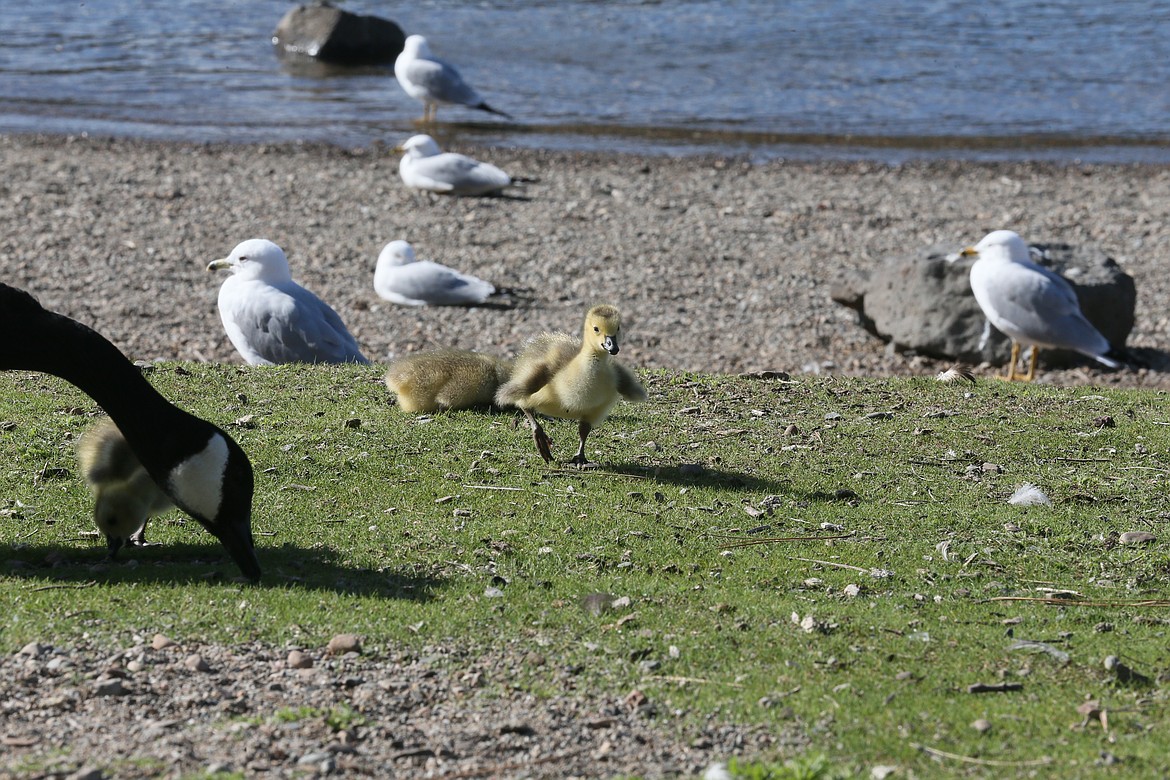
<box><xmin>1008</xmin><ymin>483</ymin><xmax>1052</xmax><ymax>506</ymax></box>
<box><xmin>935</xmin><ymin>364</ymin><xmax>976</xmax><ymax>383</ymax></box>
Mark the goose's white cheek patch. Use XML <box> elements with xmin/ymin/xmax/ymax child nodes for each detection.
<box><xmin>167</xmin><ymin>434</ymin><xmax>228</xmax><ymax>520</ymax></box>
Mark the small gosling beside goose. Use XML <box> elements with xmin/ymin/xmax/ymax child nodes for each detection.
<box><xmin>495</xmin><ymin>304</ymin><xmax>646</xmax><ymax>465</ymax></box>
<box><xmin>385</xmin><ymin>349</ymin><xmax>513</xmax><ymax>413</ymax></box>
<box><xmin>76</xmin><ymin>418</ymin><xmax>173</xmax><ymax>559</ymax></box>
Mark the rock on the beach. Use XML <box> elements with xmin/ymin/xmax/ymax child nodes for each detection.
<box><xmin>327</xmin><ymin>634</ymin><xmax>362</xmax><ymax>655</ymax></box>
<box><xmin>272</xmin><ymin>2</ymin><xmax>405</xmax><ymax>65</ymax></box>
<box><xmin>831</xmin><ymin>243</ymin><xmax>1136</xmax><ymax>366</ymax></box>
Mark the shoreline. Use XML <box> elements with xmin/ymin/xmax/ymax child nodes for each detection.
<box><xmin>3</xmin><ymin>132</ymin><xmax>1168</xmax><ymax>387</ymax></box>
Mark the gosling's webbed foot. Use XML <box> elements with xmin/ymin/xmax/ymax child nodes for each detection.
<box><xmin>128</xmin><ymin>530</ymin><xmax>155</xmax><ymax>547</ymax></box>
<box><xmin>533</xmin><ymin>425</ymin><xmax>555</xmax><ymax>463</ymax></box>
<box><xmin>568</xmin><ymin>454</ymin><xmax>598</xmax><ymax>469</ymax></box>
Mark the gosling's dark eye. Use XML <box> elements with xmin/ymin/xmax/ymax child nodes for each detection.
<box><xmin>239</xmin><ymin>256</ymin><xmax>249</xmax><ymax>262</ymax></box>
<box><xmin>593</xmin><ymin>326</ymin><xmax>599</xmax><ymax>333</ymax></box>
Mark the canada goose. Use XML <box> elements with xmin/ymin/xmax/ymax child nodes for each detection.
<box><xmin>495</xmin><ymin>305</ymin><xmax>646</xmax><ymax>465</ymax></box>
<box><xmin>76</xmin><ymin>418</ymin><xmax>173</xmax><ymax>559</ymax></box>
<box><xmin>961</xmin><ymin>230</ymin><xmax>1121</xmax><ymax>381</ymax></box>
<box><xmin>0</xmin><ymin>283</ymin><xmax>261</xmax><ymax>581</ymax></box>
<box><xmin>207</xmin><ymin>238</ymin><xmax>369</xmax><ymax>366</ymax></box>
<box><xmin>374</xmin><ymin>240</ymin><xmax>496</xmax><ymax>306</ymax></box>
<box><xmin>394</xmin><ymin>34</ymin><xmax>511</xmax><ymax>123</ymax></box>
<box><xmin>394</xmin><ymin>135</ymin><xmax>513</xmax><ymax>197</ymax></box>
<box><xmin>385</xmin><ymin>348</ymin><xmax>513</xmax><ymax>413</ymax></box>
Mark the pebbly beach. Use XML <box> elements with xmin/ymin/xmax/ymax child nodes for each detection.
<box><xmin>2</xmin><ymin>132</ymin><xmax>1169</xmax><ymax>386</ymax></box>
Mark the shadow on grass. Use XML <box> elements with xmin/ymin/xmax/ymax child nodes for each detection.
<box><xmin>576</xmin><ymin>462</ymin><xmax>819</xmax><ymax>497</ymax></box>
<box><xmin>2</xmin><ymin>541</ymin><xmax>444</xmax><ymax>600</ymax></box>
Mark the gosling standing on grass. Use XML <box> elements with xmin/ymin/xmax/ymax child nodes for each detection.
<box><xmin>961</xmin><ymin>230</ymin><xmax>1121</xmax><ymax>381</ymax></box>
<box><xmin>385</xmin><ymin>349</ymin><xmax>513</xmax><ymax>413</ymax></box>
<box><xmin>77</xmin><ymin>418</ymin><xmax>173</xmax><ymax>559</ymax></box>
<box><xmin>495</xmin><ymin>305</ymin><xmax>646</xmax><ymax>466</ymax></box>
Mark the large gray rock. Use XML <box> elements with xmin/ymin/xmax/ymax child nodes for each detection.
<box><xmin>273</xmin><ymin>2</ymin><xmax>405</xmax><ymax>66</ymax></box>
<box><xmin>831</xmin><ymin>242</ymin><xmax>1135</xmax><ymax>367</ymax></box>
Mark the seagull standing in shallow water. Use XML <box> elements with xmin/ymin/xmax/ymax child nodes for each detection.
<box><xmin>207</xmin><ymin>239</ymin><xmax>369</xmax><ymax>366</ymax></box>
<box><xmin>394</xmin><ymin>34</ymin><xmax>511</xmax><ymax>123</ymax></box>
<box><xmin>961</xmin><ymin>229</ymin><xmax>1120</xmax><ymax>381</ymax></box>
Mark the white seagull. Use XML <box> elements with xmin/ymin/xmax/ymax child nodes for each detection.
<box><xmin>207</xmin><ymin>239</ymin><xmax>369</xmax><ymax>366</ymax></box>
<box><xmin>394</xmin><ymin>134</ymin><xmax>513</xmax><ymax>196</ymax></box>
<box><xmin>394</xmin><ymin>34</ymin><xmax>511</xmax><ymax>123</ymax></box>
<box><xmin>374</xmin><ymin>240</ymin><xmax>496</xmax><ymax>306</ymax></box>
<box><xmin>961</xmin><ymin>229</ymin><xmax>1120</xmax><ymax>381</ymax></box>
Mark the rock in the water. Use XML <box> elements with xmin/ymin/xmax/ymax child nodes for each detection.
<box><xmin>273</xmin><ymin>2</ymin><xmax>405</xmax><ymax>66</ymax></box>
<box><xmin>831</xmin><ymin>242</ymin><xmax>1135</xmax><ymax>366</ymax></box>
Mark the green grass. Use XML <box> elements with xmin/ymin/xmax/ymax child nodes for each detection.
<box><xmin>3</xmin><ymin>363</ymin><xmax>1170</xmax><ymax>777</ymax></box>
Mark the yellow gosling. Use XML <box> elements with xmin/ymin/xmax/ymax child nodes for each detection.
<box><xmin>495</xmin><ymin>304</ymin><xmax>647</xmax><ymax>466</ymax></box>
<box><xmin>385</xmin><ymin>349</ymin><xmax>513</xmax><ymax>413</ymax></box>
<box><xmin>76</xmin><ymin>418</ymin><xmax>174</xmax><ymax>559</ymax></box>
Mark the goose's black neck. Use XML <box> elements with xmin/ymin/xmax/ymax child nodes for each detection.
<box><xmin>2</xmin><ymin>285</ymin><xmax>211</xmax><ymax>470</ymax></box>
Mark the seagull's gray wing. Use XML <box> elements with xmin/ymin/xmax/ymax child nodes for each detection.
<box><xmin>390</xmin><ymin>261</ymin><xmax>495</xmax><ymax>305</ymax></box>
<box><xmin>976</xmin><ymin>261</ymin><xmax>1110</xmax><ymax>354</ymax></box>
<box><xmin>409</xmin><ymin>153</ymin><xmax>511</xmax><ymax>195</ymax></box>
<box><xmin>400</xmin><ymin>56</ymin><xmax>482</xmax><ymax>106</ymax></box>
<box><xmin>234</xmin><ymin>285</ymin><xmax>367</xmax><ymax>365</ymax></box>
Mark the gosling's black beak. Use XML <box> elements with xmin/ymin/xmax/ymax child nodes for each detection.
<box><xmin>603</xmin><ymin>336</ymin><xmax>619</xmax><ymax>355</ymax></box>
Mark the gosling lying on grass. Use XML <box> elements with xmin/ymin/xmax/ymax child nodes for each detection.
<box><xmin>385</xmin><ymin>349</ymin><xmax>513</xmax><ymax>413</ymax></box>
<box><xmin>494</xmin><ymin>304</ymin><xmax>646</xmax><ymax>466</ymax></box>
<box><xmin>76</xmin><ymin>418</ymin><xmax>174</xmax><ymax>560</ymax></box>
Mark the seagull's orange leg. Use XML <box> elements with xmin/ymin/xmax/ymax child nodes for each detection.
<box><xmin>1023</xmin><ymin>346</ymin><xmax>1039</xmax><ymax>382</ymax></box>
<box><xmin>1000</xmin><ymin>341</ymin><xmax>1021</xmax><ymax>381</ymax></box>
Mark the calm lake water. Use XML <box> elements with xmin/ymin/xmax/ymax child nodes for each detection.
<box><xmin>3</xmin><ymin>0</ymin><xmax>1169</xmax><ymax>162</ymax></box>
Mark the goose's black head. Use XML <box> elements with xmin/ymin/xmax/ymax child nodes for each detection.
<box><xmin>164</xmin><ymin>427</ymin><xmax>261</xmax><ymax>583</ymax></box>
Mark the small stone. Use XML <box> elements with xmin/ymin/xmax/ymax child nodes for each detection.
<box><xmin>93</xmin><ymin>678</ymin><xmax>131</xmax><ymax>697</ymax></box>
<box><xmin>843</xmin><ymin>583</ymin><xmax>861</xmax><ymax>597</ymax></box>
<box><xmin>287</xmin><ymin>650</ymin><xmax>313</xmax><ymax>669</ymax></box>
<box><xmin>624</xmin><ymin>689</ymin><xmax>648</xmax><ymax>709</ymax></box>
<box><xmin>298</xmin><ymin>751</ymin><xmax>332</xmax><ymax>766</ymax></box>
<box><xmin>67</xmin><ymin>768</ymin><xmax>105</xmax><ymax>780</ymax></box>
<box><xmin>185</xmin><ymin>654</ymin><xmax>212</xmax><ymax>673</ymax></box>
<box><xmin>484</xmin><ymin>586</ymin><xmax>504</xmax><ymax>599</ymax></box>
<box><xmin>151</xmin><ymin>634</ymin><xmax>175</xmax><ymax>650</ymax></box>
<box><xmin>328</xmin><ymin>634</ymin><xmax>362</xmax><ymax>655</ymax></box>
<box><xmin>1119</xmin><ymin>531</ymin><xmax>1156</xmax><ymax>545</ymax></box>
<box><xmin>18</xmin><ymin>641</ymin><xmax>45</xmax><ymax>657</ymax></box>
<box><xmin>972</xmin><ymin>718</ymin><xmax>992</xmax><ymax>733</ymax></box>
<box><xmin>581</xmin><ymin>592</ymin><xmax>616</xmax><ymax>616</ymax></box>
